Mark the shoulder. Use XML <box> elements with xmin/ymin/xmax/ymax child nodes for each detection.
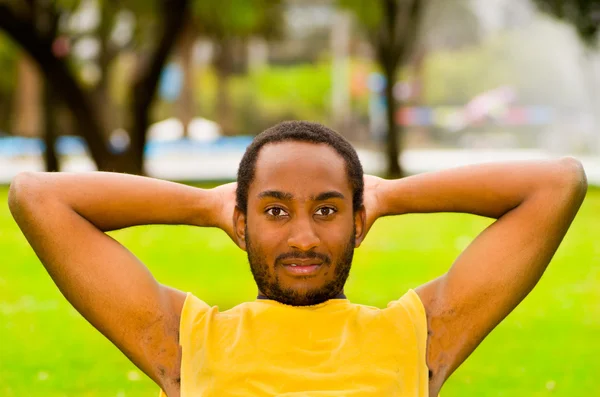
<box><xmin>388</xmin><ymin>289</ymin><xmax>426</xmax><ymax>314</ymax></box>
<box><xmin>381</xmin><ymin>291</ymin><xmax>429</xmax><ymax>356</ymax></box>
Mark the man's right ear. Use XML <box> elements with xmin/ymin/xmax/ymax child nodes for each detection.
<box><xmin>233</xmin><ymin>206</ymin><xmax>247</xmax><ymax>251</ymax></box>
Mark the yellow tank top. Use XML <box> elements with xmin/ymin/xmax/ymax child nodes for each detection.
<box><xmin>159</xmin><ymin>289</ymin><xmax>429</xmax><ymax>396</ymax></box>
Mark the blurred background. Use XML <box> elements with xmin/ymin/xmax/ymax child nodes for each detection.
<box><xmin>0</xmin><ymin>0</ymin><xmax>599</xmax><ymax>396</ymax></box>
<box><xmin>1</xmin><ymin>0</ymin><xmax>600</xmax><ymax>180</ymax></box>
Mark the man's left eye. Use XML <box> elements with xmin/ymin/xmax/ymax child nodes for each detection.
<box><xmin>316</xmin><ymin>207</ymin><xmax>336</xmax><ymax>216</ymax></box>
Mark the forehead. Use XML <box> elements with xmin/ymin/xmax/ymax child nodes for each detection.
<box><xmin>251</xmin><ymin>141</ymin><xmax>350</xmax><ymax>197</ymax></box>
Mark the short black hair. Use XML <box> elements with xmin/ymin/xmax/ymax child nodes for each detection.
<box><xmin>236</xmin><ymin>120</ymin><xmax>364</xmax><ymax>214</ymax></box>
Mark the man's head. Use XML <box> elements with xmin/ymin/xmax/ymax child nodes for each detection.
<box><xmin>234</xmin><ymin>121</ymin><xmax>366</xmax><ymax>306</ymax></box>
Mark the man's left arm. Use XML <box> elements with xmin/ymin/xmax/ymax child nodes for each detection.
<box><xmin>372</xmin><ymin>158</ymin><xmax>587</xmax><ymax>394</ymax></box>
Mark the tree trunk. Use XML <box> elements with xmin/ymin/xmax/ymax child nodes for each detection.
<box><xmin>216</xmin><ymin>67</ymin><xmax>233</xmax><ymax>136</ymax></box>
<box><xmin>43</xmin><ymin>80</ymin><xmax>59</xmax><ymax>172</ymax></box>
<box><xmin>178</xmin><ymin>18</ymin><xmax>196</xmax><ymax>137</ymax></box>
<box><xmin>94</xmin><ymin>0</ymin><xmax>119</xmax><ymax>136</ymax></box>
<box><xmin>12</xmin><ymin>53</ymin><xmax>41</xmax><ymax>137</ymax></box>
<box><xmin>370</xmin><ymin>0</ymin><xmax>426</xmax><ymax>179</ymax></box>
<box><xmin>378</xmin><ymin>0</ymin><xmax>404</xmax><ymax>179</ymax></box>
<box><xmin>0</xmin><ymin>4</ymin><xmax>114</xmax><ymax>169</ymax></box>
<box><xmin>383</xmin><ymin>65</ymin><xmax>403</xmax><ymax>178</ymax></box>
<box><xmin>331</xmin><ymin>10</ymin><xmax>351</xmax><ymax>132</ymax></box>
<box><xmin>127</xmin><ymin>0</ymin><xmax>190</xmax><ymax>174</ymax></box>
<box><xmin>1</xmin><ymin>2</ymin><xmax>189</xmax><ymax>175</ymax></box>
<box><xmin>214</xmin><ymin>38</ymin><xmax>235</xmax><ymax>136</ymax></box>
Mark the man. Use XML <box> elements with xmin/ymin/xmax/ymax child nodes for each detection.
<box><xmin>8</xmin><ymin>121</ymin><xmax>587</xmax><ymax>396</ymax></box>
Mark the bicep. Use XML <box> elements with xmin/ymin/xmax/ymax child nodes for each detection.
<box><xmin>417</xmin><ymin>182</ymin><xmax>585</xmax><ymax>385</ymax></box>
<box><xmin>10</xmin><ymin>188</ymin><xmax>185</xmax><ymax>387</ymax></box>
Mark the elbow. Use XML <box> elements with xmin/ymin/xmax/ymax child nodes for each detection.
<box><xmin>553</xmin><ymin>157</ymin><xmax>588</xmax><ymax>202</ymax></box>
<box><xmin>8</xmin><ymin>172</ymin><xmax>45</xmax><ymax>216</ymax></box>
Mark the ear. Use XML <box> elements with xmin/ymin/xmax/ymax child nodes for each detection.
<box><xmin>233</xmin><ymin>206</ymin><xmax>247</xmax><ymax>251</ymax></box>
<box><xmin>353</xmin><ymin>205</ymin><xmax>367</xmax><ymax>248</ymax></box>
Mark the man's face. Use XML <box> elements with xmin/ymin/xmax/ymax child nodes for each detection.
<box><xmin>236</xmin><ymin>141</ymin><xmax>365</xmax><ymax>306</ymax></box>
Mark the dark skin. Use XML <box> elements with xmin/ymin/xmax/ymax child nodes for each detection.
<box><xmin>8</xmin><ymin>141</ymin><xmax>587</xmax><ymax>396</ymax></box>
<box><xmin>233</xmin><ymin>142</ymin><xmax>365</xmax><ymax>305</ymax></box>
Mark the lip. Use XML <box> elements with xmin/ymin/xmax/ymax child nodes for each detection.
<box><xmin>281</xmin><ymin>258</ymin><xmax>323</xmax><ymax>266</ymax></box>
<box><xmin>282</xmin><ymin>263</ymin><xmax>322</xmax><ymax>276</ymax></box>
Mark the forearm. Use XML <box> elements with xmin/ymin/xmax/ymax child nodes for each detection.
<box><xmin>379</xmin><ymin>157</ymin><xmax>587</xmax><ymax>219</ymax></box>
<box><xmin>9</xmin><ymin>172</ymin><xmax>216</xmax><ymax>231</ymax></box>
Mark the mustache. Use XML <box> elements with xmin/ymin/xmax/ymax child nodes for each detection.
<box><xmin>275</xmin><ymin>251</ymin><xmax>331</xmax><ymax>265</ymax></box>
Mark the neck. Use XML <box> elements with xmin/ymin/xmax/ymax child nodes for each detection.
<box><xmin>257</xmin><ymin>292</ymin><xmax>347</xmax><ymax>300</ymax></box>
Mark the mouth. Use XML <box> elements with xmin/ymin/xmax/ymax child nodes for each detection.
<box><xmin>280</xmin><ymin>258</ymin><xmax>324</xmax><ymax>276</ymax></box>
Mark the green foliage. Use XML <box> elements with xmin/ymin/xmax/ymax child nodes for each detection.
<box><xmin>121</xmin><ymin>0</ymin><xmax>160</xmax><ymax>17</ymax></box>
<box><xmin>1</xmin><ymin>185</ymin><xmax>599</xmax><ymax>396</ymax></box>
<box><xmin>0</xmin><ymin>32</ymin><xmax>17</xmax><ymax>92</ymax></box>
<box><xmin>157</xmin><ymin>61</ymin><xmax>334</xmax><ymax>134</ymax></box>
<box><xmin>424</xmin><ymin>45</ymin><xmax>507</xmax><ymax>105</ymax></box>
<box><xmin>341</xmin><ymin>0</ymin><xmax>483</xmax><ymax>55</ymax></box>
<box><xmin>338</xmin><ymin>0</ymin><xmax>384</xmax><ymax>32</ymax></box>
<box><xmin>192</xmin><ymin>0</ymin><xmax>284</xmax><ymax>39</ymax></box>
<box><xmin>251</xmin><ymin>62</ymin><xmax>332</xmax><ymax>121</ymax></box>
<box><xmin>0</xmin><ymin>32</ymin><xmax>17</xmax><ymax>132</ymax></box>
<box><xmin>53</xmin><ymin>0</ymin><xmax>82</xmax><ymax>11</ymax></box>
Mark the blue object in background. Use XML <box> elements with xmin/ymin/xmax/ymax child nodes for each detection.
<box><xmin>0</xmin><ymin>135</ymin><xmax>254</xmax><ymax>158</ymax></box>
<box><xmin>0</xmin><ymin>137</ymin><xmax>44</xmax><ymax>156</ymax></box>
<box><xmin>56</xmin><ymin>136</ymin><xmax>88</xmax><ymax>156</ymax></box>
<box><xmin>144</xmin><ymin>136</ymin><xmax>254</xmax><ymax>157</ymax></box>
<box><xmin>367</xmin><ymin>73</ymin><xmax>386</xmax><ymax>93</ymax></box>
<box><xmin>159</xmin><ymin>63</ymin><xmax>183</xmax><ymax>102</ymax></box>
<box><xmin>368</xmin><ymin>72</ymin><xmax>387</xmax><ymax>142</ymax></box>
<box><xmin>0</xmin><ymin>136</ymin><xmax>89</xmax><ymax>157</ymax></box>
<box><xmin>413</xmin><ymin>107</ymin><xmax>433</xmax><ymax>126</ymax></box>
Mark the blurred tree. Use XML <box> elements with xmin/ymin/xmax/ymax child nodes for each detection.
<box><xmin>0</xmin><ymin>0</ymin><xmax>190</xmax><ymax>173</ymax></box>
<box><xmin>43</xmin><ymin>79</ymin><xmax>59</xmax><ymax>171</ymax></box>
<box><xmin>338</xmin><ymin>0</ymin><xmax>427</xmax><ymax>178</ymax></box>
<box><xmin>409</xmin><ymin>0</ymin><xmax>482</xmax><ymax>111</ymax></box>
<box><xmin>192</xmin><ymin>0</ymin><xmax>284</xmax><ymax>135</ymax></box>
<box><xmin>12</xmin><ymin>54</ymin><xmax>41</xmax><ymax>138</ymax></box>
<box><xmin>177</xmin><ymin>16</ymin><xmax>197</xmax><ymax>137</ymax></box>
<box><xmin>534</xmin><ymin>0</ymin><xmax>600</xmax><ymax>44</ymax></box>
<box><xmin>0</xmin><ymin>34</ymin><xmax>17</xmax><ymax>132</ymax></box>
<box><xmin>339</xmin><ymin>0</ymin><xmax>510</xmax><ymax>177</ymax></box>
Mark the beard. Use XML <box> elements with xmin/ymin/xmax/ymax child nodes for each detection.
<box><xmin>246</xmin><ymin>227</ymin><xmax>355</xmax><ymax>306</ymax></box>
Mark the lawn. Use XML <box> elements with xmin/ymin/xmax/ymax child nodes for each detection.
<box><xmin>1</xmin><ymin>184</ymin><xmax>599</xmax><ymax>397</ymax></box>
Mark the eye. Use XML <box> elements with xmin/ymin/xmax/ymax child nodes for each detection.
<box><xmin>315</xmin><ymin>206</ymin><xmax>336</xmax><ymax>217</ymax></box>
<box><xmin>266</xmin><ymin>207</ymin><xmax>289</xmax><ymax>218</ymax></box>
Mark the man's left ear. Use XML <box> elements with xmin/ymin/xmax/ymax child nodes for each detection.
<box><xmin>354</xmin><ymin>205</ymin><xmax>366</xmax><ymax>248</ymax></box>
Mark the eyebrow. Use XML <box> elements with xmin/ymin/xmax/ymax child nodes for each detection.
<box><xmin>257</xmin><ymin>190</ymin><xmax>345</xmax><ymax>201</ymax></box>
<box><xmin>313</xmin><ymin>191</ymin><xmax>345</xmax><ymax>201</ymax></box>
<box><xmin>258</xmin><ymin>190</ymin><xmax>294</xmax><ymax>200</ymax></box>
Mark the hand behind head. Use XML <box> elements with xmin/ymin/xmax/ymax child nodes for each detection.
<box><xmin>210</xmin><ymin>182</ymin><xmax>238</xmax><ymax>245</ymax></box>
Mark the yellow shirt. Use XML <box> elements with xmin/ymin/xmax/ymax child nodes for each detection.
<box><xmin>159</xmin><ymin>290</ymin><xmax>429</xmax><ymax>396</ymax></box>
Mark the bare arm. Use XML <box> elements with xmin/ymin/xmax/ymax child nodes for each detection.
<box><xmin>7</xmin><ymin>172</ymin><xmax>232</xmax><ymax>393</ymax></box>
<box><xmin>370</xmin><ymin>158</ymin><xmax>587</xmax><ymax>395</ymax></box>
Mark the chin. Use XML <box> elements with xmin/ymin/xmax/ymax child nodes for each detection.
<box><xmin>273</xmin><ymin>284</ymin><xmax>339</xmax><ymax>307</ymax></box>
<box><xmin>280</xmin><ymin>295</ymin><xmax>329</xmax><ymax>307</ymax></box>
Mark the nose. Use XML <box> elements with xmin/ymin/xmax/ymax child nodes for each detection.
<box><xmin>287</xmin><ymin>215</ymin><xmax>320</xmax><ymax>251</ymax></box>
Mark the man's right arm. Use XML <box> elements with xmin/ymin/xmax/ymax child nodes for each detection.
<box><xmin>8</xmin><ymin>172</ymin><xmax>228</xmax><ymax>394</ymax></box>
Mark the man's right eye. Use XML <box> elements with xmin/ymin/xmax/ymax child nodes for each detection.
<box><xmin>266</xmin><ymin>207</ymin><xmax>288</xmax><ymax>217</ymax></box>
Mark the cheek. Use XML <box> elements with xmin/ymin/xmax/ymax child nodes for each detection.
<box><xmin>324</xmin><ymin>216</ymin><xmax>354</xmax><ymax>236</ymax></box>
<box><xmin>317</xmin><ymin>223</ymin><xmax>353</xmax><ymax>250</ymax></box>
<box><xmin>248</xmin><ymin>220</ymin><xmax>284</xmax><ymax>253</ymax></box>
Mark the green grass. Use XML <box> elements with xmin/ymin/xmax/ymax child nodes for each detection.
<box><xmin>1</xmin><ymin>186</ymin><xmax>599</xmax><ymax>396</ymax></box>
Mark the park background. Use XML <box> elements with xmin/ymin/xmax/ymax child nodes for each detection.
<box><xmin>1</xmin><ymin>0</ymin><xmax>599</xmax><ymax>396</ymax></box>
